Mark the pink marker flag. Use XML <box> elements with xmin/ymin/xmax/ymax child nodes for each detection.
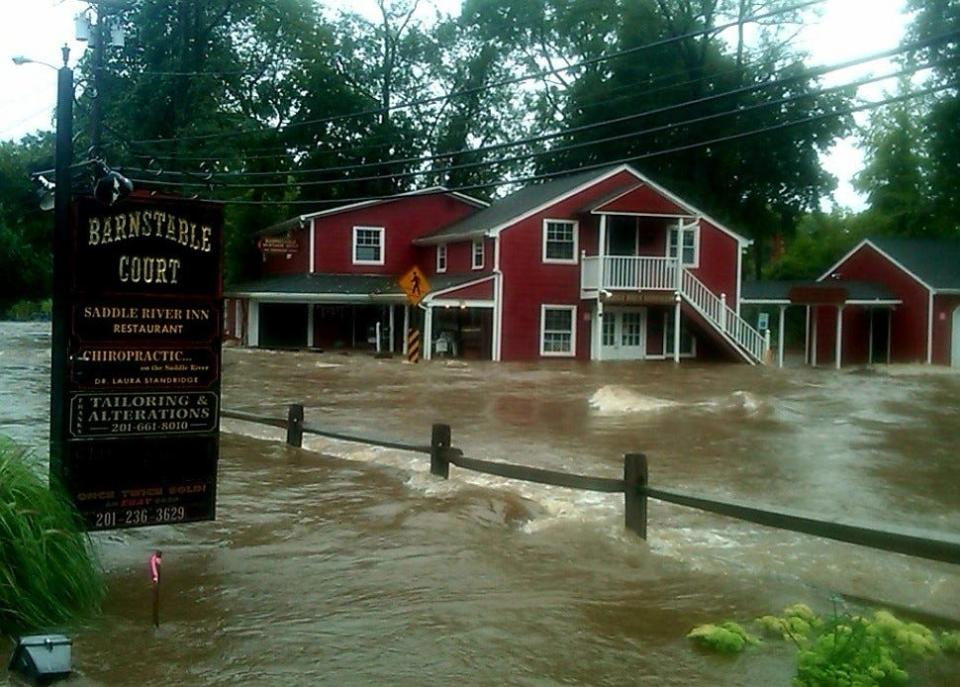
<box><xmin>149</xmin><ymin>553</ymin><xmax>161</xmax><ymax>584</ymax></box>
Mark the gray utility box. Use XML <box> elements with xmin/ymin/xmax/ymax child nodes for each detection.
<box><xmin>7</xmin><ymin>635</ymin><xmax>72</xmax><ymax>685</ymax></box>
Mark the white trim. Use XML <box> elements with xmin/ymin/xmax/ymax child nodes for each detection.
<box><xmin>352</xmin><ymin>226</ymin><xmax>385</xmax><ymax>265</ymax></box>
<box><xmin>666</xmin><ymin>220</ymin><xmax>700</xmax><ymax>268</ymax></box>
<box><xmin>309</xmin><ymin>220</ymin><xmax>316</xmax><ymax>274</ymax></box>
<box><xmin>226</xmin><ymin>291</ymin><xmax>405</xmax><ymax>304</ymax></box>
<box><xmin>927</xmin><ymin>291</ymin><xmax>934</xmax><ymax>364</ymax></box>
<box><xmin>421</xmin><ymin>274</ymin><xmax>496</xmax><ymax>304</ymax></box>
<box><xmin>819</xmin><ymin>238</ymin><xmax>936</xmax><ymax>292</ymax></box>
<box><xmin>540</xmin><ymin>304</ymin><xmax>577</xmax><ymax>357</ymax></box>
<box><xmin>741</xmin><ymin>297</ymin><xmax>902</xmax><ymax>306</ymax></box>
<box><xmin>436</xmin><ymin>244</ymin><xmax>447</xmax><ymax>273</ymax></box>
<box><xmin>542</xmin><ymin>218</ymin><xmax>579</xmax><ymax>264</ymax></box>
<box><xmin>472</xmin><ymin>238</ymin><xmax>485</xmax><ymax>270</ymax></box>
<box><xmin>592</xmin><ymin>211</ymin><xmax>697</xmax><ymax>219</ymax></box>
<box><xmin>429</xmin><ymin>299</ymin><xmax>495</xmax><ymax>309</ymax></box>
<box><xmin>736</xmin><ymin>245</ymin><xmax>743</xmax><ymax>316</ymax></box>
<box><xmin>493</xmin><ymin>235</ymin><xmax>503</xmax><ymax>361</ymax></box>
<box><xmin>423</xmin><ymin>304</ymin><xmax>434</xmax><ymax>360</ymax></box>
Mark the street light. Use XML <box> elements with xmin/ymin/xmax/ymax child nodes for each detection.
<box><xmin>13</xmin><ymin>44</ymin><xmax>73</xmax><ymax>478</ymax></box>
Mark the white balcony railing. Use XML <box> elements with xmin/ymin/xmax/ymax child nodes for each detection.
<box><xmin>580</xmin><ymin>255</ymin><xmax>678</xmax><ymax>291</ymax></box>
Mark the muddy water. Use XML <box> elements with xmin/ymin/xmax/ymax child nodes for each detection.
<box><xmin>2</xmin><ymin>322</ymin><xmax>960</xmax><ymax>685</ymax></box>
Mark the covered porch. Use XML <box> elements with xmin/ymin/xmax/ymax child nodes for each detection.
<box><xmin>741</xmin><ymin>281</ymin><xmax>901</xmax><ymax>369</ymax></box>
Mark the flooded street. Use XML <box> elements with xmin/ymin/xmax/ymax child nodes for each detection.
<box><xmin>2</xmin><ymin>321</ymin><xmax>960</xmax><ymax>685</ymax></box>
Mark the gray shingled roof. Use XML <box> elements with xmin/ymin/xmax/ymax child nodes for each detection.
<box><xmin>225</xmin><ymin>272</ymin><xmax>487</xmax><ymax>299</ymax></box>
<box><xmin>869</xmin><ymin>237</ymin><xmax>960</xmax><ymax>291</ymax></box>
<box><xmin>742</xmin><ymin>280</ymin><xmax>899</xmax><ymax>303</ymax></box>
<box><xmin>414</xmin><ymin>167</ymin><xmax>617</xmax><ymax>245</ymax></box>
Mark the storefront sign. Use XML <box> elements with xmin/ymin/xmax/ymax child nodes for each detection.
<box><xmin>257</xmin><ymin>235</ymin><xmax>299</xmax><ymax>254</ymax></box>
<box><xmin>53</xmin><ymin>194</ymin><xmax>224</xmax><ymax>530</ymax></box>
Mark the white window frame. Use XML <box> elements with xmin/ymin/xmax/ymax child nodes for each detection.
<box><xmin>540</xmin><ymin>304</ymin><xmax>577</xmax><ymax>357</ymax></box>
<box><xmin>436</xmin><ymin>244</ymin><xmax>447</xmax><ymax>273</ymax></box>
<box><xmin>352</xmin><ymin>226</ymin><xmax>385</xmax><ymax>266</ymax></box>
<box><xmin>542</xmin><ymin>219</ymin><xmax>579</xmax><ymax>264</ymax></box>
<box><xmin>472</xmin><ymin>238</ymin><xmax>485</xmax><ymax>270</ymax></box>
<box><xmin>666</xmin><ymin>222</ymin><xmax>699</xmax><ymax>267</ymax></box>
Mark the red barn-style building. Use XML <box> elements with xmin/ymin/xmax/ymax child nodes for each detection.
<box><xmin>226</xmin><ymin>165</ymin><xmax>768</xmax><ymax>364</ymax></box>
<box><xmin>742</xmin><ymin>237</ymin><xmax>960</xmax><ymax>368</ymax></box>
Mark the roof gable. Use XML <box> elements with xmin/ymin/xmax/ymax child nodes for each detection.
<box><xmin>821</xmin><ymin>237</ymin><xmax>960</xmax><ymax>292</ymax></box>
<box><xmin>415</xmin><ymin>164</ymin><xmax>750</xmax><ymax>246</ymax></box>
<box><xmin>590</xmin><ymin>183</ymin><xmax>696</xmax><ymax>216</ymax></box>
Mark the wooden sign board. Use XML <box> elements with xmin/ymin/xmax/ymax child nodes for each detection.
<box><xmin>601</xmin><ymin>291</ymin><xmax>675</xmax><ymax>306</ymax></box>
<box><xmin>788</xmin><ymin>285</ymin><xmax>848</xmax><ymax>305</ymax></box>
<box><xmin>53</xmin><ymin>195</ymin><xmax>224</xmax><ymax>531</ymax></box>
<box><xmin>257</xmin><ymin>235</ymin><xmax>299</xmax><ymax>254</ymax></box>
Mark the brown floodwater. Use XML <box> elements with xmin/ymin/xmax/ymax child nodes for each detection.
<box><xmin>2</xmin><ymin>322</ymin><xmax>959</xmax><ymax>685</ymax></box>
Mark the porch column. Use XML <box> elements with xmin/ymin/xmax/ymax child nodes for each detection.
<box><xmin>306</xmin><ymin>304</ymin><xmax>315</xmax><ymax>348</ymax></box>
<box><xmin>598</xmin><ymin>214</ymin><xmax>608</xmax><ymax>291</ymax></box>
<box><xmin>594</xmin><ymin>300</ymin><xmax>605</xmax><ymax>361</ymax></box>
<box><xmin>777</xmin><ymin>304</ymin><xmax>787</xmax><ymax>368</ymax></box>
<box><xmin>675</xmin><ymin>218</ymin><xmax>684</xmax><ymax>291</ymax></box>
<box><xmin>673</xmin><ymin>294</ymin><xmax>681</xmax><ymax>364</ymax></box>
<box><xmin>247</xmin><ymin>300</ymin><xmax>260</xmax><ymax>347</ymax></box>
<box><xmin>835</xmin><ymin>305</ymin><xmax>845</xmax><ymax>370</ymax></box>
<box><xmin>389</xmin><ymin>305</ymin><xmax>396</xmax><ymax>353</ymax></box>
<box><xmin>423</xmin><ymin>305</ymin><xmax>434</xmax><ymax>361</ymax></box>
<box><xmin>402</xmin><ymin>305</ymin><xmax>410</xmax><ymax>356</ymax></box>
<box><xmin>811</xmin><ymin>306</ymin><xmax>818</xmax><ymax>367</ymax></box>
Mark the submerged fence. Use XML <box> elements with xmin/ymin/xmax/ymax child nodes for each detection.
<box><xmin>221</xmin><ymin>404</ymin><xmax>960</xmax><ymax>566</ymax></box>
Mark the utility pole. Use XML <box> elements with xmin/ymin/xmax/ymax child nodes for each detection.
<box><xmin>50</xmin><ymin>45</ymin><xmax>74</xmax><ymax>480</ymax></box>
<box><xmin>90</xmin><ymin>4</ymin><xmax>105</xmax><ymax>155</ymax></box>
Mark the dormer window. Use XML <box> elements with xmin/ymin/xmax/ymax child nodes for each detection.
<box><xmin>437</xmin><ymin>244</ymin><xmax>447</xmax><ymax>273</ymax></box>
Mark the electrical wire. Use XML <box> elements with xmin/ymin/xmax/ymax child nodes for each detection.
<box><xmin>124</xmin><ymin>82</ymin><xmax>954</xmax><ymax>206</ymax></box>
<box><xmin>127</xmin><ymin>0</ymin><xmax>828</xmax><ymax>146</ymax></box>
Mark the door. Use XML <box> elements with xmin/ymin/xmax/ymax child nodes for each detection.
<box><xmin>601</xmin><ymin>308</ymin><xmax>647</xmax><ymax>360</ymax></box>
<box><xmin>953</xmin><ymin>307</ymin><xmax>960</xmax><ymax>368</ymax></box>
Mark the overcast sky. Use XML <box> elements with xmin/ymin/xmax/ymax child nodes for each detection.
<box><xmin>1</xmin><ymin>0</ymin><xmax>910</xmax><ymax>209</ymax></box>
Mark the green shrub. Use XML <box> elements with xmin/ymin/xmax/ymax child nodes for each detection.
<box><xmin>692</xmin><ymin>604</ymin><xmax>960</xmax><ymax>685</ymax></box>
<box><xmin>4</xmin><ymin>299</ymin><xmax>52</xmax><ymax>321</ymax></box>
<box><xmin>0</xmin><ymin>438</ymin><xmax>104</xmax><ymax>635</ymax></box>
<box><xmin>687</xmin><ymin>621</ymin><xmax>760</xmax><ymax>654</ymax></box>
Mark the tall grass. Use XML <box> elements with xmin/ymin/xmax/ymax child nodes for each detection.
<box><xmin>0</xmin><ymin>437</ymin><xmax>104</xmax><ymax>636</ymax></box>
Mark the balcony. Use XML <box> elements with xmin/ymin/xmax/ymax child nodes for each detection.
<box><xmin>581</xmin><ymin>255</ymin><xmax>679</xmax><ymax>292</ymax></box>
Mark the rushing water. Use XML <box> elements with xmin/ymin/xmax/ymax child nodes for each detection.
<box><xmin>2</xmin><ymin>321</ymin><xmax>960</xmax><ymax>685</ymax></box>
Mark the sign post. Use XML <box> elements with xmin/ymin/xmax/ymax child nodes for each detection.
<box><xmin>52</xmin><ymin>194</ymin><xmax>224</xmax><ymax>530</ymax></box>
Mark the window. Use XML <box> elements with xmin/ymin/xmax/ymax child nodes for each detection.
<box><xmin>353</xmin><ymin>226</ymin><xmax>384</xmax><ymax>265</ymax></box>
<box><xmin>436</xmin><ymin>244</ymin><xmax>447</xmax><ymax>273</ymax></box>
<box><xmin>472</xmin><ymin>239</ymin><xmax>485</xmax><ymax>269</ymax></box>
<box><xmin>668</xmin><ymin>223</ymin><xmax>698</xmax><ymax>266</ymax></box>
<box><xmin>540</xmin><ymin>305</ymin><xmax>577</xmax><ymax>357</ymax></box>
<box><xmin>542</xmin><ymin>219</ymin><xmax>578</xmax><ymax>263</ymax></box>
<box><xmin>664</xmin><ymin>310</ymin><xmax>696</xmax><ymax>357</ymax></box>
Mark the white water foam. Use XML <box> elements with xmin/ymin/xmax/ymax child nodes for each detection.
<box><xmin>588</xmin><ymin>386</ymin><xmax>678</xmax><ymax>414</ymax></box>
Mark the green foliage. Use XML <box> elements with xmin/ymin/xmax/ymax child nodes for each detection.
<box><xmin>0</xmin><ymin>438</ymin><xmax>104</xmax><ymax>636</ymax></box>
<box><xmin>692</xmin><ymin>604</ymin><xmax>960</xmax><ymax>685</ymax></box>
<box><xmin>4</xmin><ymin>299</ymin><xmax>52</xmax><ymax>322</ymax></box>
<box><xmin>687</xmin><ymin>621</ymin><xmax>760</xmax><ymax>654</ymax></box>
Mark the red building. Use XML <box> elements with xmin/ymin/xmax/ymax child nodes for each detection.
<box><xmin>226</xmin><ymin>165</ymin><xmax>767</xmax><ymax>364</ymax></box>
<box><xmin>741</xmin><ymin>237</ymin><xmax>960</xmax><ymax>368</ymax></box>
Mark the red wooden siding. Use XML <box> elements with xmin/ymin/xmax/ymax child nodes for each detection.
<box><xmin>595</xmin><ymin>184</ymin><xmax>692</xmax><ymax>215</ymax></box>
<box><xmin>816</xmin><ymin>243</ymin><xmax>930</xmax><ymax>364</ymax></box>
<box><xmin>433</xmin><ymin>278</ymin><xmax>495</xmax><ymax>301</ymax></box>
<box><xmin>499</xmin><ymin>169</ymin><xmax>640</xmax><ymax>360</ymax></box>
<box><xmin>309</xmin><ymin>195</ymin><xmax>478</xmax><ymax>275</ymax></box>
<box><xmin>689</xmin><ymin>219</ymin><xmax>739</xmax><ymax>305</ymax></box>
<box><xmin>260</xmin><ymin>227</ymin><xmax>310</xmax><ymax>275</ymax></box>
<box><xmin>933</xmin><ymin>294</ymin><xmax>960</xmax><ymax>364</ymax></box>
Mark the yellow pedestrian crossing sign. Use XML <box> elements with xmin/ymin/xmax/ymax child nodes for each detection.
<box><xmin>398</xmin><ymin>266</ymin><xmax>430</xmax><ymax>305</ymax></box>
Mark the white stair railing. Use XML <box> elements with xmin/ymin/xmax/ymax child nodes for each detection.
<box><xmin>679</xmin><ymin>269</ymin><xmax>767</xmax><ymax>364</ymax></box>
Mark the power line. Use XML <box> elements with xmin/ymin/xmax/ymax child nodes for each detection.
<box><xmin>125</xmin><ymin>82</ymin><xmax>954</xmax><ymax>206</ymax></box>
<box><xmin>120</xmin><ymin>28</ymin><xmax>959</xmax><ymax>172</ymax></box>
<box><xmin>118</xmin><ymin>39</ymin><xmax>957</xmax><ymax>189</ymax></box>
<box><xmin>121</xmin><ymin>61</ymin><xmax>947</xmax><ymax>192</ymax></box>
<box><xmin>127</xmin><ymin>0</ymin><xmax>828</xmax><ymax>146</ymax></box>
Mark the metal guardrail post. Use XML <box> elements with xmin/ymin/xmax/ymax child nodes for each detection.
<box><xmin>286</xmin><ymin>404</ymin><xmax>304</xmax><ymax>448</ymax></box>
<box><xmin>624</xmin><ymin>453</ymin><xmax>648</xmax><ymax>538</ymax></box>
<box><xmin>430</xmin><ymin>423</ymin><xmax>451</xmax><ymax>478</ymax></box>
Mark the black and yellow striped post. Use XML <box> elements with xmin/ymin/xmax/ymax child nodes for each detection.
<box><xmin>407</xmin><ymin>328</ymin><xmax>421</xmax><ymax>363</ymax></box>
